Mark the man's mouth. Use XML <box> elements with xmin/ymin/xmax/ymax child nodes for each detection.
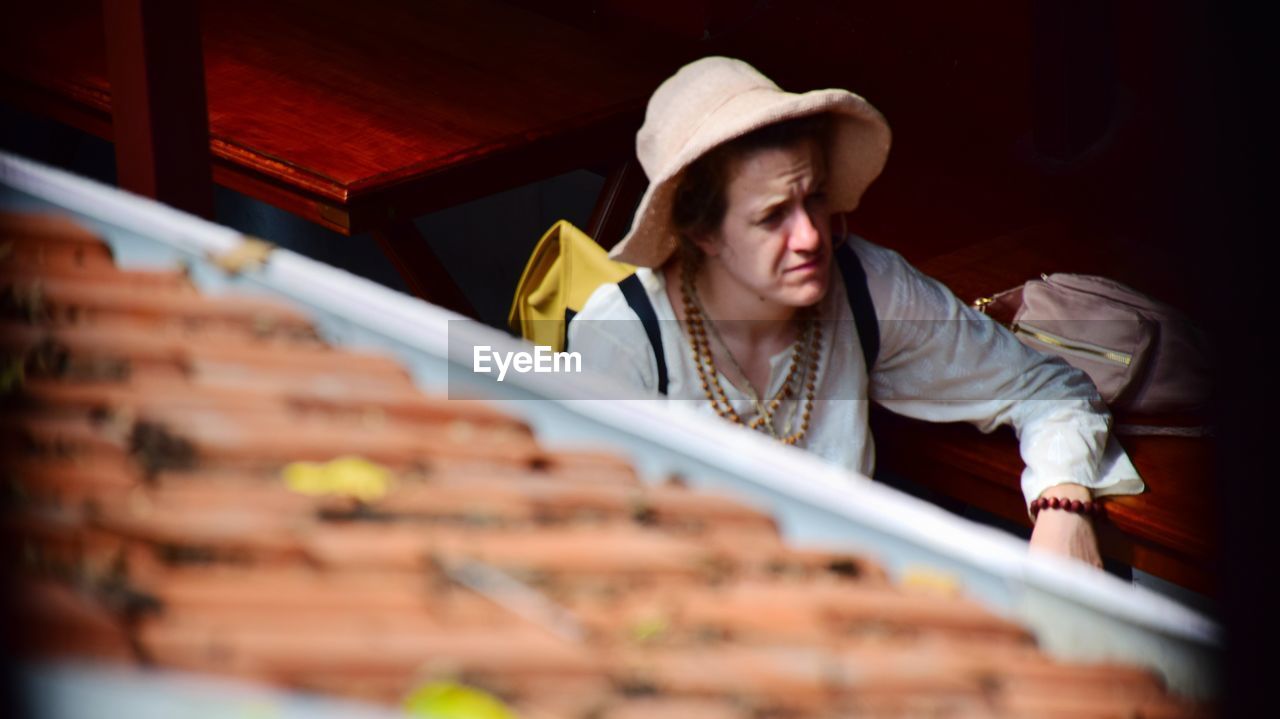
<box><xmin>785</xmin><ymin>257</ymin><xmax>823</xmax><ymax>274</ymax></box>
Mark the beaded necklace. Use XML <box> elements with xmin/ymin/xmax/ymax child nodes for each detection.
<box><xmin>680</xmin><ymin>261</ymin><xmax>821</xmax><ymax>446</ymax></box>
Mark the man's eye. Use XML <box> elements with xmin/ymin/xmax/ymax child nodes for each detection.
<box><xmin>758</xmin><ymin>208</ymin><xmax>785</xmax><ymax>226</ymax></box>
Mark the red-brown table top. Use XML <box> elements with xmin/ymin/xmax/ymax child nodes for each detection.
<box><xmin>1</xmin><ymin>0</ymin><xmax>682</xmax><ymax>232</ymax></box>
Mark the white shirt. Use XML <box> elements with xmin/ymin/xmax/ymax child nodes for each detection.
<box><xmin>567</xmin><ymin>235</ymin><xmax>1144</xmax><ymax>508</ymax></box>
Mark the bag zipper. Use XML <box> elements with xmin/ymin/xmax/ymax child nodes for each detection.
<box><xmin>1012</xmin><ymin>322</ymin><xmax>1133</xmax><ymax>367</ymax></box>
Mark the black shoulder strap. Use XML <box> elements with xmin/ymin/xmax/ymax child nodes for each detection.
<box><xmin>618</xmin><ymin>273</ymin><xmax>669</xmax><ymax>395</ymax></box>
<box><xmin>836</xmin><ymin>242</ymin><xmax>880</xmax><ymax>370</ymax></box>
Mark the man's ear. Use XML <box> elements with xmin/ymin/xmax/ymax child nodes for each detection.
<box><xmin>692</xmin><ymin>230</ymin><xmax>721</xmax><ymax>258</ymax></box>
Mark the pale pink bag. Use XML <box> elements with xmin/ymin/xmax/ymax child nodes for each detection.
<box><xmin>977</xmin><ymin>274</ymin><xmax>1212</xmax><ymax>417</ymax></box>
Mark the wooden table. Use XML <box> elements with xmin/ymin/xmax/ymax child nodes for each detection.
<box><xmin>0</xmin><ymin>0</ymin><xmax>683</xmax><ymax>313</ymax></box>
<box><xmin>869</xmin><ymin>223</ymin><xmax>1218</xmax><ymax>596</ymax></box>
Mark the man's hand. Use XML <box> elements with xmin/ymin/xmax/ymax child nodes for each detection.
<box><xmin>1028</xmin><ymin>483</ymin><xmax>1103</xmax><ymax>568</ymax></box>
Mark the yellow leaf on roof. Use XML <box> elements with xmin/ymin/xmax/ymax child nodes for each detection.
<box><xmin>403</xmin><ymin>681</ymin><xmax>516</xmax><ymax>719</ymax></box>
<box><xmin>282</xmin><ymin>456</ymin><xmax>391</xmax><ymax>501</ymax></box>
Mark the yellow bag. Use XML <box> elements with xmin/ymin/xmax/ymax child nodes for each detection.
<box><xmin>508</xmin><ymin>220</ymin><xmax>635</xmax><ymax>352</ymax></box>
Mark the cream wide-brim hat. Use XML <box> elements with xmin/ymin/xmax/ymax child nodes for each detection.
<box><xmin>610</xmin><ymin>56</ymin><xmax>892</xmax><ymax>268</ymax></box>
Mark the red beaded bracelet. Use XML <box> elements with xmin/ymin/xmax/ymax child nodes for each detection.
<box><xmin>1030</xmin><ymin>496</ymin><xmax>1104</xmax><ymax>519</ymax></box>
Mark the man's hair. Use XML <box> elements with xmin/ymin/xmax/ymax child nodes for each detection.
<box><xmin>670</xmin><ymin>114</ymin><xmax>831</xmax><ymax>263</ymax></box>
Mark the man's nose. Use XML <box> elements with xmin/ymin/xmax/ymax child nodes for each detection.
<box><xmin>791</xmin><ymin>207</ymin><xmax>823</xmax><ymax>252</ymax></box>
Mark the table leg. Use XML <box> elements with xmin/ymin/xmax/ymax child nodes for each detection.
<box><xmin>370</xmin><ymin>220</ymin><xmax>475</xmax><ymax>317</ymax></box>
<box><xmin>102</xmin><ymin>0</ymin><xmax>214</xmax><ymax>219</ymax></box>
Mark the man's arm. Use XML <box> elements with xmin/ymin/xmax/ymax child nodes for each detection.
<box><xmin>850</xmin><ymin>237</ymin><xmax>1142</xmax><ymax>564</ymax></box>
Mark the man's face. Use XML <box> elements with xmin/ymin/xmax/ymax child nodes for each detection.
<box><xmin>698</xmin><ymin>138</ymin><xmax>833</xmax><ymax>311</ymax></box>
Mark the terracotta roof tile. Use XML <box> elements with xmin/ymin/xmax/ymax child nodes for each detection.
<box><xmin>0</xmin><ymin>319</ymin><xmax>406</xmax><ymax>377</ymax></box>
<box><xmin>6</xmin><ymin>580</ymin><xmax>136</xmax><ymax>662</ymax></box>
<box><xmin>2</xmin><ymin>505</ymin><xmax>127</xmax><ymax>561</ymax></box>
<box><xmin>0</xmin><ymin>212</ymin><xmax>1211</xmax><ymax>718</ymax></box>
<box><xmin>582</xmin><ymin>579</ymin><xmax>1034</xmax><ymax>648</ymax></box>
<box><xmin>4</xmin><ymin>276</ymin><xmax>317</xmax><ymax>335</ymax></box>
<box><xmin>595</xmin><ymin>697</ymin><xmax>744</xmax><ymax>719</ymax></box>
<box><xmin>136</xmin><ymin>566</ymin><xmax>517</xmax><ymax>629</ymax></box>
<box><xmin>2</xmin><ymin>412</ymin><xmax>131</xmax><ymax>464</ymax></box>
<box><xmin>3</xmin><ymin>454</ymin><xmax>141</xmax><ymax>504</ymax></box>
<box><xmin>612</xmin><ymin>644</ymin><xmax>990</xmax><ymax>714</ymax></box>
<box><xmin>121</xmin><ymin>411</ymin><xmax>539</xmax><ymax>469</ymax></box>
<box><xmin>11</xmin><ymin>374</ymin><xmax>528</xmax><ymax>444</ymax></box>
<box><xmin>138</xmin><ymin>621</ymin><xmax>601</xmax><ymax>677</ymax></box>
<box><xmin>0</xmin><ymin>213</ymin><xmax>117</xmax><ymax>268</ymax></box>
<box><xmin>0</xmin><ymin>264</ymin><xmax>194</xmax><ymax>292</ymax></box>
<box><xmin>345</xmin><ymin>479</ymin><xmax>776</xmax><ymax>533</ymax></box>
